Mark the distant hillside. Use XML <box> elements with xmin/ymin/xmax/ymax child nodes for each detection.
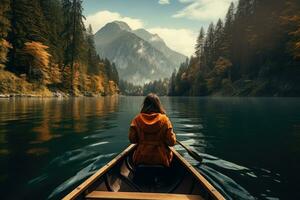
<box><xmin>94</xmin><ymin>21</ymin><xmax>187</xmax><ymax>85</ymax></box>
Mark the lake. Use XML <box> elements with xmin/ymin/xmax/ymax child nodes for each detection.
<box><xmin>0</xmin><ymin>96</ymin><xmax>299</xmax><ymax>199</ymax></box>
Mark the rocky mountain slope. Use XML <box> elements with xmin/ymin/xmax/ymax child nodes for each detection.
<box><xmin>94</xmin><ymin>21</ymin><xmax>187</xmax><ymax>85</ymax></box>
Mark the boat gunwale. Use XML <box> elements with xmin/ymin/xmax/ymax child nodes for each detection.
<box><xmin>62</xmin><ymin>144</ymin><xmax>226</xmax><ymax>200</ymax></box>
<box><xmin>170</xmin><ymin>147</ymin><xmax>226</xmax><ymax>200</ymax></box>
<box><xmin>62</xmin><ymin>144</ymin><xmax>137</xmax><ymax>200</ymax></box>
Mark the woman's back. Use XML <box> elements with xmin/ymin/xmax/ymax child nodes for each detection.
<box><xmin>128</xmin><ymin>94</ymin><xmax>176</xmax><ymax>167</ymax></box>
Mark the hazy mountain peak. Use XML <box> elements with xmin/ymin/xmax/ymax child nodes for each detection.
<box><xmin>133</xmin><ymin>28</ymin><xmax>164</xmax><ymax>43</ymax></box>
<box><xmin>101</xmin><ymin>21</ymin><xmax>132</xmax><ymax>33</ymax></box>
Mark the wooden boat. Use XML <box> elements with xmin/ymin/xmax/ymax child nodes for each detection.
<box><xmin>63</xmin><ymin>144</ymin><xmax>226</xmax><ymax>200</ymax></box>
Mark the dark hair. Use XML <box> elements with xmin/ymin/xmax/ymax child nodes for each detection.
<box><xmin>141</xmin><ymin>93</ymin><xmax>166</xmax><ymax>114</ymax></box>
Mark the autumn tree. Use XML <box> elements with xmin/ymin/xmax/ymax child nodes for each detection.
<box><xmin>0</xmin><ymin>0</ymin><xmax>120</xmax><ymax>96</ymax></box>
<box><xmin>8</xmin><ymin>0</ymin><xmax>48</xmax><ymax>72</ymax></box>
<box><xmin>0</xmin><ymin>0</ymin><xmax>11</xmax><ymax>69</ymax></box>
<box><xmin>23</xmin><ymin>41</ymin><xmax>51</xmax><ymax>84</ymax></box>
<box><xmin>0</xmin><ymin>40</ymin><xmax>11</xmax><ymax>69</ymax></box>
<box><xmin>281</xmin><ymin>0</ymin><xmax>300</xmax><ymax>60</ymax></box>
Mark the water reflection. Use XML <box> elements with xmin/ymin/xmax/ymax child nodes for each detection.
<box><xmin>0</xmin><ymin>96</ymin><xmax>119</xmax><ymax>200</ymax></box>
<box><xmin>0</xmin><ymin>97</ymin><xmax>299</xmax><ymax>200</ymax></box>
<box><xmin>166</xmin><ymin>97</ymin><xmax>300</xmax><ymax>200</ymax></box>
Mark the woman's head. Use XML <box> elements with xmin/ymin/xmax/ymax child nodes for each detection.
<box><xmin>141</xmin><ymin>93</ymin><xmax>166</xmax><ymax>114</ymax></box>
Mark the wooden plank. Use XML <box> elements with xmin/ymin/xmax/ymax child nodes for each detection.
<box><xmin>86</xmin><ymin>191</ymin><xmax>204</xmax><ymax>200</ymax></box>
<box><xmin>63</xmin><ymin>144</ymin><xmax>136</xmax><ymax>200</ymax></box>
<box><xmin>170</xmin><ymin>148</ymin><xmax>226</xmax><ymax>200</ymax></box>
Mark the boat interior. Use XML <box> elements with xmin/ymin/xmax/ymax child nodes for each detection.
<box><xmin>82</xmin><ymin>147</ymin><xmax>215</xmax><ymax>200</ymax></box>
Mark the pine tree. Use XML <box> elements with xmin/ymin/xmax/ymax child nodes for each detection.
<box><xmin>222</xmin><ymin>2</ymin><xmax>235</xmax><ymax>59</ymax></box>
<box><xmin>86</xmin><ymin>24</ymin><xmax>100</xmax><ymax>74</ymax></box>
<box><xmin>168</xmin><ymin>70</ymin><xmax>176</xmax><ymax>95</ymax></box>
<box><xmin>203</xmin><ymin>22</ymin><xmax>215</xmax><ymax>71</ymax></box>
<box><xmin>0</xmin><ymin>0</ymin><xmax>10</xmax><ymax>39</ymax></box>
<box><xmin>0</xmin><ymin>0</ymin><xmax>11</xmax><ymax>69</ymax></box>
<box><xmin>62</xmin><ymin>0</ymin><xmax>87</xmax><ymax>94</ymax></box>
<box><xmin>62</xmin><ymin>0</ymin><xmax>86</xmax><ymax>66</ymax></box>
<box><xmin>9</xmin><ymin>0</ymin><xmax>48</xmax><ymax>73</ymax></box>
<box><xmin>213</xmin><ymin>19</ymin><xmax>224</xmax><ymax>61</ymax></box>
<box><xmin>40</xmin><ymin>0</ymin><xmax>64</xmax><ymax>64</ymax></box>
<box><xmin>195</xmin><ymin>27</ymin><xmax>205</xmax><ymax>59</ymax></box>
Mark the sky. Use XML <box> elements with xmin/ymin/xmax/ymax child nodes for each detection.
<box><xmin>82</xmin><ymin>0</ymin><xmax>237</xmax><ymax>57</ymax></box>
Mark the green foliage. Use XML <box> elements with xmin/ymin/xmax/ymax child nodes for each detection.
<box><xmin>62</xmin><ymin>0</ymin><xmax>87</xmax><ymax>66</ymax></box>
<box><xmin>0</xmin><ymin>0</ymin><xmax>119</xmax><ymax>96</ymax></box>
<box><xmin>86</xmin><ymin>24</ymin><xmax>100</xmax><ymax>74</ymax></box>
<box><xmin>119</xmin><ymin>78</ymin><xmax>169</xmax><ymax>96</ymax></box>
<box><xmin>169</xmin><ymin>0</ymin><xmax>300</xmax><ymax>97</ymax></box>
<box><xmin>119</xmin><ymin>80</ymin><xmax>143</xmax><ymax>96</ymax></box>
<box><xmin>0</xmin><ymin>0</ymin><xmax>11</xmax><ymax>68</ymax></box>
<box><xmin>195</xmin><ymin>27</ymin><xmax>205</xmax><ymax>59</ymax></box>
<box><xmin>40</xmin><ymin>0</ymin><xmax>65</xmax><ymax>64</ymax></box>
<box><xmin>8</xmin><ymin>0</ymin><xmax>48</xmax><ymax>72</ymax></box>
<box><xmin>143</xmin><ymin>79</ymin><xmax>169</xmax><ymax>96</ymax></box>
<box><xmin>0</xmin><ymin>0</ymin><xmax>10</xmax><ymax>38</ymax></box>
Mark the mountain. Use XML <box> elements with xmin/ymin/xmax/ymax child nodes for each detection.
<box><xmin>94</xmin><ymin>21</ymin><xmax>187</xmax><ymax>85</ymax></box>
<box><xmin>133</xmin><ymin>29</ymin><xmax>187</xmax><ymax>67</ymax></box>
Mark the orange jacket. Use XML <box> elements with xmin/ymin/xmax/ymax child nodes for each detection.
<box><xmin>128</xmin><ymin>113</ymin><xmax>176</xmax><ymax>167</ymax></box>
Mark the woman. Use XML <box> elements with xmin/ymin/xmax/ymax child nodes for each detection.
<box><xmin>128</xmin><ymin>93</ymin><xmax>176</xmax><ymax>167</ymax></box>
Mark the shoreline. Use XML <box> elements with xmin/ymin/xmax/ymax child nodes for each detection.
<box><xmin>0</xmin><ymin>92</ymin><xmax>119</xmax><ymax>98</ymax></box>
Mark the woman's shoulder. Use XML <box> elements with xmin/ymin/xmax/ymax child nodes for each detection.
<box><xmin>159</xmin><ymin>114</ymin><xmax>170</xmax><ymax>122</ymax></box>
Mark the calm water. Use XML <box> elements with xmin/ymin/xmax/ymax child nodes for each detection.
<box><xmin>0</xmin><ymin>96</ymin><xmax>300</xmax><ymax>199</ymax></box>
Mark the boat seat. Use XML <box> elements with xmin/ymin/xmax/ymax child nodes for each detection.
<box><xmin>86</xmin><ymin>191</ymin><xmax>205</xmax><ymax>200</ymax></box>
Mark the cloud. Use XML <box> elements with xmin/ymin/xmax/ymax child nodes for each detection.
<box><xmin>148</xmin><ymin>27</ymin><xmax>197</xmax><ymax>56</ymax></box>
<box><xmin>158</xmin><ymin>0</ymin><xmax>170</xmax><ymax>4</ymax></box>
<box><xmin>85</xmin><ymin>10</ymin><xmax>144</xmax><ymax>33</ymax></box>
<box><xmin>173</xmin><ymin>0</ymin><xmax>236</xmax><ymax>21</ymax></box>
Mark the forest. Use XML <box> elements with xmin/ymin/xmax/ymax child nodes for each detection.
<box><xmin>119</xmin><ymin>79</ymin><xmax>169</xmax><ymax>96</ymax></box>
<box><xmin>169</xmin><ymin>0</ymin><xmax>300</xmax><ymax>96</ymax></box>
<box><xmin>1</xmin><ymin>0</ymin><xmax>299</xmax><ymax>97</ymax></box>
<box><xmin>0</xmin><ymin>0</ymin><xmax>119</xmax><ymax>97</ymax></box>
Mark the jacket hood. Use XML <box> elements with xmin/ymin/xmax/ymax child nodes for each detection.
<box><xmin>139</xmin><ymin>113</ymin><xmax>163</xmax><ymax>125</ymax></box>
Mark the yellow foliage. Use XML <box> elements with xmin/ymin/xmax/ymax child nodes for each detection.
<box><xmin>48</xmin><ymin>63</ymin><xmax>61</xmax><ymax>84</ymax></box>
<box><xmin>23</xmin><ymin>41</ymin><xmax>51</xmax><ymax>84</ymax></box>
<box><xmin>90</xmin><ymin>75</ymin><xmax>105</xmax><ymax>94</ymax></box>
<box><xmin>214</xmin><ymin>57</ymin><xmax>232</xmax><ymax>76</ymax></box>
<box><xmin>280</xmin><ymin>3</ymin><xmax>300</xmax><ymax>60</ymax></box>
<box><xmin>61</xmin><ymin>63</ymin><xmax>81</xmax><ymax>95</ymax></box>
<box><xmin>108</xmin><ymin>80</ymin><xmax>119</xmax><ymax>95</ymax></box>
<box><xmin>0</xmin><ymin>39</ymin><xmax>11</xmax><ymax>69</ymax></box>
<box><xmin>0</xmin><ymin>70</ymin><xmax>52</xmax><ymax>96</ymax></box>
